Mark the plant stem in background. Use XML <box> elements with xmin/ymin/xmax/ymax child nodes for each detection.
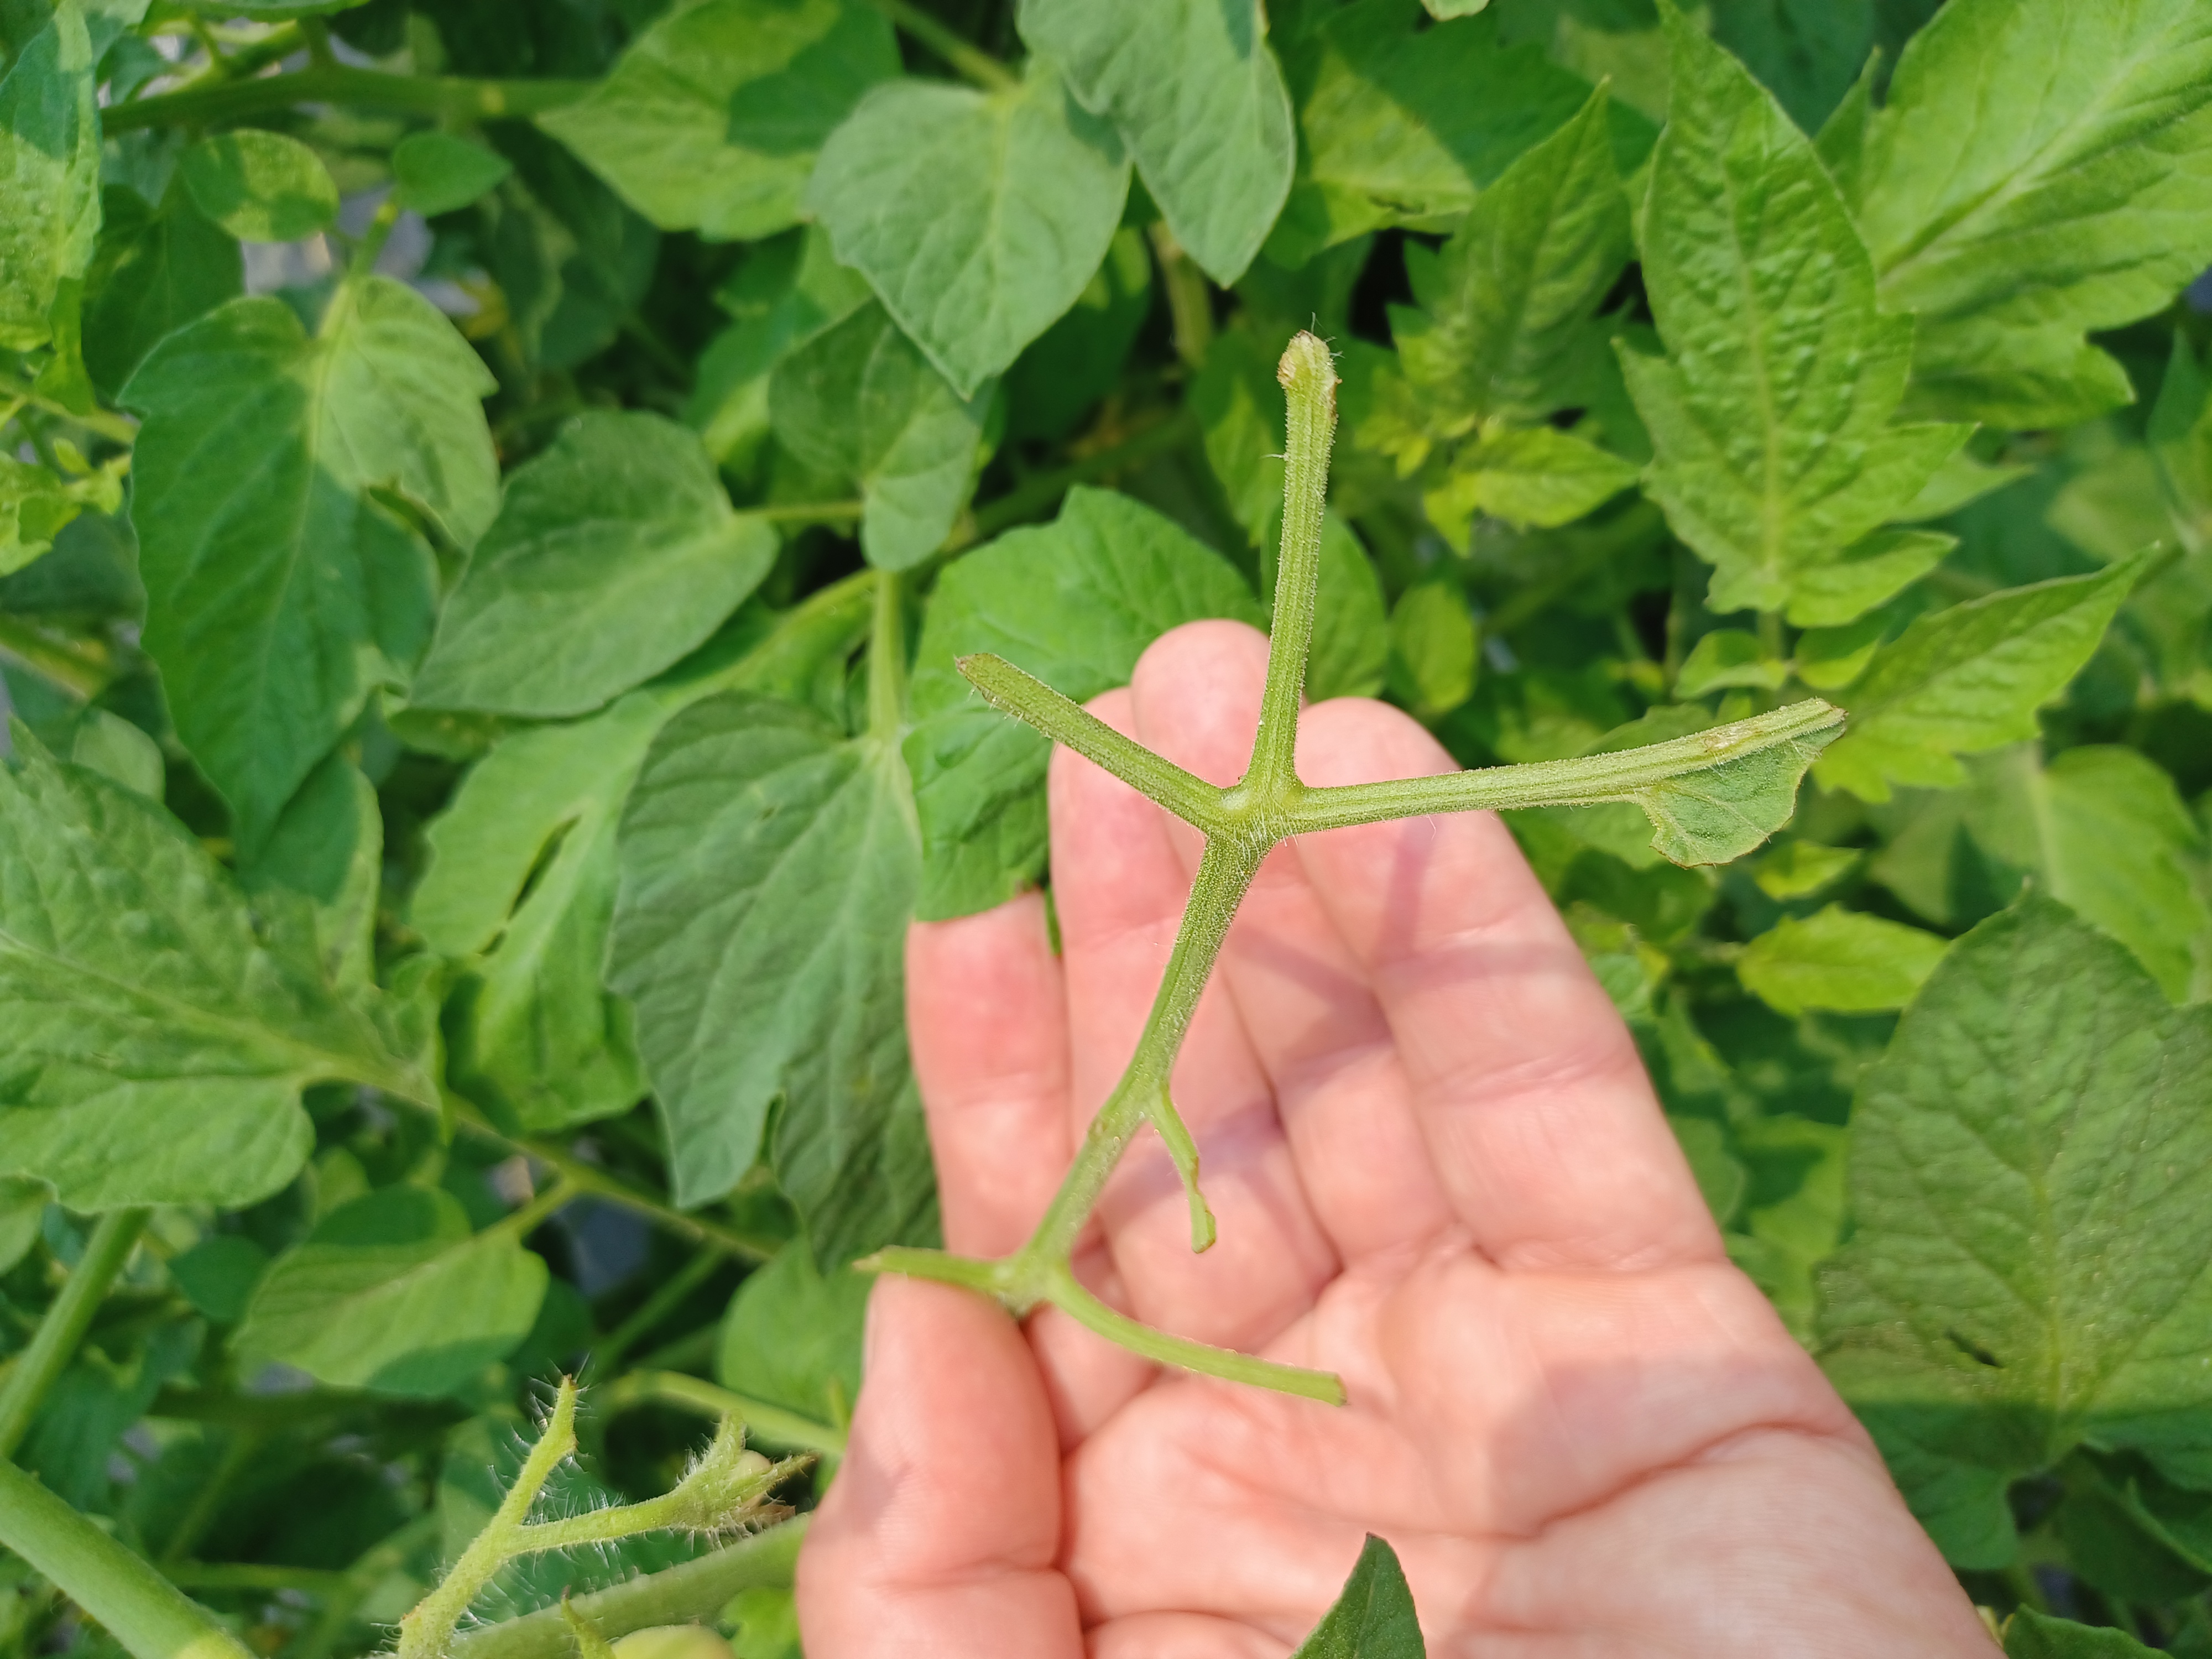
<box><xmin>594</xmin><ymin>1369</ymin><xmax>847</xmax><ymax>1459</ymax></box>
<box><xmin>100</xmin><ymin>66</ymin><xmax>592</xmax><ymax>133</ymax></box>
<box><xmin>863</xmin><ymin>0</ymin><xmax>1018</xmax><ymax>92</ymax></box>
<box><xmin>0</xmin><ymin>1457</ymin><xmax>254</xmax><ymax>1659</ymax></box>
<box><xmin>0</xmin><ymin>1207</ymin><xmax>149</xmax><ymax>1458</ymax></box>
<box><xmin>1149</xmin><ymin>224</ymin><xmax>1215</xmax><ymax>368</ymax></box>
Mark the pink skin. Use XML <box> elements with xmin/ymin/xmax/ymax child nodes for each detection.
<box><xmin>798</xmin><ymin>620</ymin><xmax>1998</xmax><ymax>1658</ymax></box>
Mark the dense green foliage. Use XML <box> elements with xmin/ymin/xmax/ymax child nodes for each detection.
<box><xmin>2</xmin><ymin>0</ymin><xmax>2210</xmax><ymax>1653</ymax></box>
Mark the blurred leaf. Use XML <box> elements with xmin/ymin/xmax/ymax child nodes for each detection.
<box><xmin>0</xmin><ymin>0</ymin><xmax>99</xmax><ymax>352</ymax></box>
<box><xmin>716</xmin><ymin>1240</ymin><xmax>867</xmax><ymax>1428</ymax></box>
<box><xmin>807</xmin><ymin>60</ymin><xmax>1130</xmax><ymax>398</ymax></box>
<box><xmin>1752</xmin><ymin>839</ymin><xmax>1859</xmax><ymax>900</ymax></box>
<box><xmin>1392</xmin><ymin>88</ymin><xmax>1629</xmax><ymax>434</ymax></box>
<box><xmin>0</xmin><ymin>744</ymin><xmax>431</xmax><ymax>1210</ymax></box>
<box><xmin>770</xmin><ymin>303</ymin><xmax>990</xmax><ymax>571</ymax></box>
<box><xmin>169</xmin><ymin>1234</ymin><xmax>270</xmax><ymax>1323</ymax></box>
<box><xmin>1855</xmin><ymin>0</ymin><xmax>2212</xmax><ymax>428</ymax></box>
<box><xmin>903</xmin><ymin>486</ymin><xmax>1261</xmax><ymax>920</ymax></box>
<box><xmin>611</xmin><ymin>693</ymin><xmax>937</xmax><ymax>1259</ymax></box>
<box><xmin>67</xmin><ymin>707</ymin><xmax>161</xmax><ymax>800</ymax></box>
<box><xmin>0</xmin><ymin>1177</ymin><xmax>44</xmax><ymax>1275</ymax></box>
<box><xmin>239</xmin><ymin>753</ymin><xmax>382</xmax><ymax>994</ymax></box>
<box><xmin>1004</xmin><ymin>224</ymin><xmax>1152</xmax><ymax>442</ymax></box>
<box><xmin>1785</xmin><ymin>528</ymin><xmax>1955</xmax><ymax>630</ymax></box>
<box><xmin>1736</xmin><ymin>903</ymin><xmax>1947</xmax><ymax>1015</ymax></box>
<box><xmin>123</xmin><ymin>280</ymin><xmax>498</xmax><ymax>854</ymax></box>
<box><xmin>390</xmin><ymin>131</ymin><xmax>512</xmax><ymax>217</ymax></box>
<box><xmin>1423</xmin><ymin>425</ymin><xmax>1640</xmax><ymax>538</ymax></box>
<box><xmin>81</xmin><ymin>181</ymin><xmax>241</xmax><ymax>398</ymax></box>
<box><xmin>1266</xmin><ymin>3</ymin><xmax>1650</xmax><ymax>267</ymax></box>
<box><xmin>1815</xmin><ymin>562</ymin><xmax>2140</xmax><ymax>800</ymax></box>
<box><xmin>1019</xmin><ymin>0</ymin><xmax>1293</xmax><ymax>284</ymax></box>
<box><xmin>1669</xmin><ymin>1115</ymin><xmax>1747</xmax><ymax>1227</ymax></box>
<box><xmin>1676</xmin><ymin>629</ymin><xmax>1788</xmax><ymax>697</ymax></box>
<box><xmin>1820</xmin><ymin>898</ymin><xmax>2212</xmax><ymax>1528</ymax></box>
<box><xmin>1708</xmin><ymin>0</ymin><xmax>1874</xmax><ymax>133</ymax></box>
<box><xmin>1385</xmin><ymin>582</ymin><xmax>1477</xmax><ymax>718</ymax></box>
<box><xmin>538</xmin><ymin>0</ymin><xmax>896</xmax><ymax>241</ymax></box>
<box><xmin>178</xmin><ymin>129</ymin><xmax>338</xmax><ymax>243</ymax></box>
<box><xmin>2003</xmin><ymin>1610</ymin><xmax>2161</xmax><ymax>1659</ymax></box>
<box><xmin>416</xmin><ymin>413</ymin><xmax>777</xmax><ymax>716</ymax></box>
<box><xmin>235</xmin><ymin>1186</ymin><xmax>546</xmax><ymax>1395</ymax></box>
<box><xmin>1622</xmin><ymin>11</ymin><xmax>1968</xmax><ymax>618</ymax></box>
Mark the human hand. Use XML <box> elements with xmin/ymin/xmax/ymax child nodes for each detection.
<box><xmin>797</xmin><ymin>620</ymin><xmax>1997</xmax><ymax>1657</ymax></box>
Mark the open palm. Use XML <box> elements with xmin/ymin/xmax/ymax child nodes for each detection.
<box><xmin>799</xmin><ymin>621</ymin><xmax>1994</xmax><ymax>1658</ymax></box>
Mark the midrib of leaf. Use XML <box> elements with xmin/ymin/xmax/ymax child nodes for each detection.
<box><xmin>1876</xmin><ymin>12</ymin><xmax>2199</xmax><ymax>293</ymax></box>
<box><xmin>1717</xmin><ymin>122</ymin><xmax>1788</xmax><ymax>580</ymax></box>
<box><xmin>0</xmin><ymin>925</ymin><xmax>421</xmax><ymax>1100</ymax></box>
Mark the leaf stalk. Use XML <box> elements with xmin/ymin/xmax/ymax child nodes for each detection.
<box><xmin>0</xmin><ymin>1207</ymin><xmax>149</xmax><ymax>1458</ymax></box>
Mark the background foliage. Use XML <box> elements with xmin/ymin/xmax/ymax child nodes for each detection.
<box><xmin>2</xmin><ymin>0</ymin><xmax>2210</xmax><ymax>1653</ymax></box>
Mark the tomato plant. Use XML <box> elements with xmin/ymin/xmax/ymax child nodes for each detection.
<box><xmin>2</xmin><ymin>0</ymin><xmax>2210</xmax><ymax>1654</ymax></box>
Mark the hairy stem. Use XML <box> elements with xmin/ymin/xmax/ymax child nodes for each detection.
<box><xmin>397</xmin><ymin>1380</ymin><xmax>580</xmax><ymax>1659</ymax></box>
<box><xmin>0</xmin><ymin>1457</ymin><xmax>254</xmax><ymax>1659</ymax></box>
<box><xmin>447</xmin><ymin>1520</ymin><xmax>807</xmax><ymax>1659</ymax></box>
<box><xmin>1249</xmin><ymin>332</ymin><xmax>1338</xmax><ymax>790</ymax></box>
<box><xmin>0</xmin><ymin>1207</ymin><xmax>149</xmax><ymax>1458</ymax></box>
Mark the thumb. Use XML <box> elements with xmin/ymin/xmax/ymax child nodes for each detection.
<box><xmin>796</xmin><ymin>1276</ymin><xmax>1081</xmax><ymax>1656</ymax></box>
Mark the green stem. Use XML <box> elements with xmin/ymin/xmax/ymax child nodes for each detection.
<box><xmin>397</xmin><ymin>1380</ymin><xmax>580</xmax><ymax>1659</ymax></box>
<box><xmin>487</xmin><ymin>1177</ymin><xmax>575</xmax><ymax>1241</ymax></box>
<box><xmin>446</xmin><ymin>1520</ymin><xmax>807</xmax><ymax>1659</ymax></box>
<box><xmin>102</xmin><ymin>65</ymin><xmax>592</xmax><ymax>133</ymax></box>
<box><xmin>594</xmin><ymin>1250</ymin><xmax>726</xmax><ymax>1372</ymax></box>
<box><xmin>1282</xmin><ymin>698</ymin><xmax>1843</xmax><ymax>834</ymax></box>
<box><xmin>1249</xmin><ymin>334</ymin><xmax>1336</xmax><ymax>791</ymax></box>
<box><xmin>450</xmin><ymin>1111</ymin><xmax>776</xmax><ymax>1264</ymax></box>
<box><xmin>161</xmin><ymin>1564</ymin><xmax>347</xmax><ymax>1594</ymax></box>
<box><xmin>0</xmin><ymin>1208</ymin><xmax>149</xmax><ymax>1459</ymax></box>
<box><xmin>869</xmin><ymin>568</ymin><xmax>905</xmax><ymax>743</ymax></box>
<box><xmin>864</xmin><ymin>0</ymin><xmax>1018</xmax><ymax>91</ymax></box>
<box><xmin>0</xmin><ymin>1457</ymin><xmax>254</xmax><ymax>1659</ymax></box>
<box><xmin>1148</xmin><ymin>223</ymin><xmax>1214</xmax><ymax>368</ymax></box>
<box><xmin>0</xmin><ymin>372</ymin><xmax>137</xmax><ymax>444</ymax></box>
<box><xmin>0</xmin><ymin>612</ymin><xmax>112</xmax><ymax>700</ymax></box>
<box><xmin>345</xmin><ymin>195</ymin><xmax>402</xmax><ymax>285</ymax></box>
<box><xmin>160</xmin><ymin>1428</ymin><xmax>261</xmax><ymax>1564</ymax></box>
<box><xmin>965</xmin><ymin>409</ymin><xmax>1199</xmax><ymax>544</ymax></box>
<box><xmin>592</xmin><ymin>1370</ymin><xmax>846</xmax><ymax>1459</ymax></box>
<box><xmin>957</xmin><ymin>653</ymin><xmax>1229</xmax><ymax>832</ymax></box>
<box><xmin>754</xmin><ymin>500</ymin><xmax>865</xmax><ymax>525</ymax></box>
<box><xmin>1044</xmin><ymin>1264</ymin><xmax>1344</xmax><ymax>1404</ymax></box>
<box><xmin>293</xmin><ymin>1514</ymin><xmax>444</xmax><ymax>1659</ymax></box>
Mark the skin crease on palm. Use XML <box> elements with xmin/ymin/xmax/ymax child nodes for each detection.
<box><xmin>795</xmin><ymin>618</ymin><xmax>2002</xmax><ymax>1658</ymax></box>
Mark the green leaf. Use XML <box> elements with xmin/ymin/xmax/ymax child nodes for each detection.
<box><xmin>1708</xmin><ymin>0</ymin><xmax>1874</xmax><ymax>134</ymax></box>
<box><xmin>0</xmin><ymin>1177</ymin><xmax>45</xmax><ymax>1276</ymax></box>
<box><xmin>1384</xmin><ymin>581</ymin><xmax>1477</xmax><ymax>719</ymax></box>
<box><xmin>414</xmin><ymin>412</ymin><xmax>778</xmax><ymax>716</ymax></box>
<box><xmin>1784</xmin><ymin>527</ymin><xmax>1954</xmax><ymax>629</ymax></box>
<box><xmin>1290</xmin><ymin>1535</ymin><xmax>1423</xmax><ymax>1658</ymax></box>
<box><xmin>390</xmin><ymin>131</ymin><xmax>512</xmax><ymax>217</ymax></box>
<box><xmin>716</xmin><ymin>1240</ymin><xmax>868</xmax><ymax>1428</ymax></box>
<box><xmin>1601</xmin><ymin>699</ymin><xmax>1844</xmax><ymax>866</ymax></box>
<box><xmin>769</xmin><ymin>303</ymin><xmax>990</xmax><ymax>571</ymax></box>
<box><xmin>1855</xmin><ymin>0</ymin><xmax>2212</xmax><ymax>429</ymax></box>
<box><xmin>68</xmin><ymin>707</ymin><xmax>163</xmax><ymax>800</ymax></box>
<box><xmin>610</xmin><ymin>693</ymin><xmax>936</xmax><ymax>1259</ymax></box>
<box><xmin>0</xmin><ymin>740</ymin><xmax>431</xmax><ymax>1212</ymax></box>
<box><xmin>806</xmin><ymin>60</ymin><xmax>1130</xmax><ymax>398</ymax></box>
<box><xmin>178</xmin><ymin>129</ymin><xmax>339</xmax><ymax>244</ymax></box>
<box><xmin>1267</xmin><ymin>4</ymin><xmax>1651</xmax><ymax>267</ymax></box>
<box><xmin>1005</xmin><ymin>223</ymin><xmax>1154</xmax><ymax>443</ymax></box>
<box><xmin>1621</xmin><ymin>12</ymin><xmax>1968</xmax><ymax>619</ymax></box>
<box><xmin>241</xmin><ymin>751</ymin><xmax>382</xmax><ymax>994</ymax></box>
<box><xmin>234</xmin><ymin>1186</ymin><xmax>546</xmax><ymax>1396</ymax></box>
<box><xmin>2151</xmin><ymin>331</ymin><xmax>2212</xmax><ymax>549</ymax></box>
<box><xmin>0</xmin><ymin>0</ymin><xmax>99</xmax><ymax>352</ymax></box>
<box><xmin>1819</xmin><ymin>898</ymin><xmax>2212</xmax><ymax>1515</ymax></box>
<box><xmin>1814</xmin><ymin>561</ymin><xmax>2140</xmax><ymax>801</ymax></box>
<box><xmin>1391</xmin><ymin>88</ymin><xmax>1630</xmax><ymax>434</ymax></box>
<box><xmin>1753</xmin><ymin>839</ymin><xmax>1860</xmax><ymax>900</ymax></box>
<box><xmin>1736</xmin><ymin>903</ymin><xmax>1948</xmax><ymax>1015</ymax></box>
<box><xmin>1422</xmin><ymin>425</ymin><xmax>1640</xmax><ymax>538</ymax></box>
<box><xmin>686</xmin><ymin>225</ymin><xmax>875</xmax><ymax>474</ymax></box>
<box><xmin>1306</xmin><ymin>515</ymin><xmax>1390</xmax><ymax>703</ymax></box>
<box><xmin>1018</xmin><ymin>0</ymin><xmax>1293</xmax><ymax>284</ymax></box>
<box><xmin>411</xmin><ymin>695</ymin><xmax>663</xmax><ymax>1133</ymax></box>
<box><xmin>1934</xmin><ymin>745</ymin><xmax>2211</xmax><ymax>1004</ymax></box>
<box><xmin>168</xmin><ymin>1234</ymin><xmax>269</xmax><ymax>1324</ymax></box>
<box><xmin>536</xmin><ymin>0</ymin><xmax>895</xmax><ymax>242</ymax></box>
<box><xmin>2003</xmin><ymin>1610</ymin><xmax>2159</xmax><ymax>1659</ymax></box>
<box><xmin>902</xmin><ymin>486</ymin><xmax>1262</xmax><ymax>920</ymax></box>
<box><xmin>1675</xmin><ymin>629</ymin><xmax>1788</xmax><ymax>697</ymax></box>
<box><xmin>0</xmin><ymin>453</ymin><xmax>107</xmax><ymax>576</ymax></box>
<box><xmin>122</xmin><ymin>279</ymin><xmax>498</xmax><ymax>853</ymax></box>
<box><xmin>80</xmin><ymin>182</ymin><xmax>241</xmax><ymax>400</ymax></box>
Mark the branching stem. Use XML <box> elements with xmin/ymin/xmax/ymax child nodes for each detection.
<box><xmin>856</xmin><ymin>332</ymin><xmax>1842</xmax><ymax>1404</ymax></box>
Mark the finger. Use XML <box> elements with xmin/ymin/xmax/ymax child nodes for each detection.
<box><xmin>906</xmin><ymin>894</ymin><xmax>1073</xmax><ymax>1256</ymax></box>
<box><xmin>1126</xmin><ymin>621</ymin><xmax>1455</xmax><ymax>1262</ymax></box>
<box><xmin>1292</xmin><ymin>696</ymin><xmax>1718</xmax><ymax>1270</ymax></box>
<box><xmin>796</xmin><ymin>1277</ymin><xmax>1081</xmax><ymax>1657</ymax></box>
<box><xmin>1047</xmin><ymin>686</ymin><xmax>1336</xmax><ymax>1352</ymax></box>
